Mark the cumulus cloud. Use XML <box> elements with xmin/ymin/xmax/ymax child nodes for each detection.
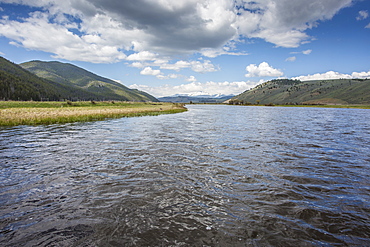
<box><xmin>126</xmin><ymin>51</ymin><xmax>159</xmax><ymax>61</ymax></box>
<box><xmin>140</xmin><ymin>67</ymin><xmax>161</xmax><ymax>76</ymax></box>
<box><xmin>129</xmin><ymin>80</ymin><xmax>263</xmax><ymax>97</ymax></box>
<box><xmin>352</xmin><ymin>71</ymin><xmax>370</xmax><ymax>78</ymax></box>
<box><xmin>292</xmin><ymin>70</ymin><xmax>370</xmax><ymax>81</ymax></box>
<box><xmin>129</xmin><ymin>58</ymin><xmax>218</xmax><ymax>73</ymax></box>
<box><xmin>156</xmin><ymin>74</ymin><xmax>182</xmax><ymax>80</ymax></box>
<box><xmin>245</xmin><ymin>62</ymin><xmax>284</xmax><ymax>77</ymax></box>
<box><xmin>139</xmin><ymin>66</ymin><xmax>198</xmax><ymax>81</ymax></box>
<box><xmin>185</xmin><ymin>76</ymin><xmax>197</xmax><ymax>82</ymax></box>
<box><xmin>357</xmin><ymin>10</ymin><xmax>369</xmax><ymax>20</ymax></box>
<box><xmin>189</xmin><ymin>60</ymin><xmax>218</xmax><ymax>73</ymax></box>
<box><xmin>0</xmin><ymin>0</ymin><xmax>353</xmax><ymax>62</ymax></box>
<box><xmin>0</xmin><ymin>11</ymin><xmax>127</xmax><ymax>63</ymax></box>
<box><xmin>235</xmin><ymin>0</ymin><xmax>352</xmax><ymax>47</ymax></box>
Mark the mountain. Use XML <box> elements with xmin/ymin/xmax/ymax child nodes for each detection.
<box><xmin>20</xmin><ymin>60</ymin><xmax>157</xmax><ymax>102</ymax></box>
<box><xmin>159</xmin><ymin>95</ymin><xmax>234</xmax><ymax>103</ymax></box>
<box><xmin>230</xmin><ymin>78</ymin><xmax>370</xmax><ymax>105</ymax></box>
<box><xmin>0</xmin><ymin>56</ymin><xmax>102</xmax><ymax>101</ymax></box>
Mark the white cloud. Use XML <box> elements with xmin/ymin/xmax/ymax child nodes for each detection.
<box><xmin>290</xmin><ymin>49</ymin><xmax>312</xmax><ymax>55</ymax></box>
<box><xmin>130</xmin><ymin>62</ymin><xmax>144</xmax><ymax>68</ymax></box>
<box><xmin>185</xmin><ymin>76</ymin><xmax>197</xmax><ymax>82</ymax></box>
<box><xmin>156</xmin><ymin>74</ymin><xmax>182</xmax><ymax>80</ymax></box>
<box><xmin>245</xmin><ymin>62</ymin><xmax>284</xmax><ymax>77</ymax></box>
<box><xmin>189</xmin><ymin>60</ymin><xmax>218</xmax><ymax>73</ymax></box>
<box><xmin>357</xmin><ymin>10</ymin><xmax>369</xmax><ymax>20</ymax></box>
<box><xmin>366</xmin><ymin>23</ymin><xmax>370</xmax><ymax>29</ymax></box>
<box><xmin>139</xmin><ymin>67</ymin><xmax>198</xmax><ymax>81</ymax></box>
<box><xmin>200</xmin><ymin>47</ymin><xmax>248</xmax><ymax>58</ymax></box>
<box><xmin>235</xmin><ymin>0</ymin><xmax>352</xmax><ymax>48</ymax></box>
<box><xmin>0</xmin><ymin>11</ymin><xmax>127</xmax><ymax>63</ymax></box>
<box><xmin>0</xmin><ymin>0</ymin><xmax>353</xmax><ymax>62</ymax></box>
<box><xmin>161</xmin><ymin>60</ymin><xmax>219</xmax><ymax>73</ymax></box>
<box><xmin>130</xmin><ymin>59</ymin><xmax>218</xmax><ymax>73</ymax></box>
<box><xmin>350</xmin><ymin>71</ymin><xmax>370</xmax><ymax>78</ymax></box>
<box><xmin>292</xmin><ymin>70</ymin><xmax>370</xmax><ymax>81</ymax></box>
<box><xmin>140</xmin><ymin>67</ymin><xmax>161</xmax><ymax>76</ymax></box>
<box><xmin>285</xmin><ymin>56</ymin><xmax>296</xmax><ymax>62</ymax></box>
<box><xmin>160</xmin><ymin>60</ymin><xmax>191</xmax><ymax>71</ymax></box>
<box><xmin>126</xmin><ymin>51</ymin><xmax>159</xmax><ymax>61</ymax></box>
<box><xmin>129</xmin><ymin>80</ymin><xmax>263</xmax><ymax>97</ymax></box>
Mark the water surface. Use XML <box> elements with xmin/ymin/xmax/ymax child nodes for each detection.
<box><xmin>1</xmin><ymin>105</ymin><xmax>369</xmax><ymax>246</ymax></box>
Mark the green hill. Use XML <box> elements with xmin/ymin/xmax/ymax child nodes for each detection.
<box><xmin>230</xmin><ymin>78</ymin><xmax>370</xmax><ymax>105</ymax></box>
<box><xmin>0</xmin><ymin>56</ymin><xmax>103</xmax><ymax>101</ymax></box>
<box><xmin>20</xmin><ymin>60</ymin><xmax>158</xmax><ymax>102</ymax></box>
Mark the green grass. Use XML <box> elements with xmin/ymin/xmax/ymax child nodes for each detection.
<box><xmin>0</xmin><ymin>100</ymin><xmax>166</xmax><ymax>108</ymax></box>
<box><xmin>0</xmin><ymin>101</ymin><xmax>187</xmax><ymax>126</ymax></box>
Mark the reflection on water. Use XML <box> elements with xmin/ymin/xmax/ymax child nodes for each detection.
<box><xmin>0</xmin><ymin>105</ymin><xmax>369</xmax><ymax>246</ymax></box>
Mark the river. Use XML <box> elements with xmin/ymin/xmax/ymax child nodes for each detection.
<box><xmin>0</xmin><ymin>105</ymin><xmax>369</xmax><ymax>246</ymax></box>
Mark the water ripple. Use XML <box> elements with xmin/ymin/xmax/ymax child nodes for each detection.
<box><xmin>0</xmin><ymin>105</ymin><xmax>369</xmax><ymax>246</ymax></box>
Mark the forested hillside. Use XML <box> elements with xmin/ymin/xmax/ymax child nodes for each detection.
<box><xmin>230</xmin><ymin>78</ymin><xmax>370</xmax><ymax>105</ymax></box>
<box><xmin>21</xmin><ymin>61</ymin><xmax>158</xmax><ymax>102</ymax></box>
<box><xmin>0</xmin><ymin>57</ymin><xmax>97</xmax><ymax>101</ymax></box>
<box><xmin>0</xmin><ymin>56</ymin><xmax>158</xmax><ymax>101</ymax></box>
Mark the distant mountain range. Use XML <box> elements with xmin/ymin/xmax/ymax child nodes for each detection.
<box><xmin>158</xmin><ymin>94</ymin><xmax>234</xmax><ymax>103</ymax></box>
<box><xmin>230</xmin><ymin>78</ymin><xmax>370</xmax><ymax>105</ymax></box>
<box><xmin>0</xmin><ymin>56</ymin><xmax>157</xmax><ymax>102</ymax></box>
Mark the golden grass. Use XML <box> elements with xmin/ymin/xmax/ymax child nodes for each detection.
<box><xmin>0</xmin><ymin>102</ymin><xmax>187</xmax><ymax>126</ymax></box>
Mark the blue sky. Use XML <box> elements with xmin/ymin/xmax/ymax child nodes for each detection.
<box><xmin>0</xmin><ymin>0</ymin><xmax>369</xmax><ymax>97</ymax></box>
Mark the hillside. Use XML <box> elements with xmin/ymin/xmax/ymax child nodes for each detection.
<box><xmin>0</xmin><ymin>56</ymin><xmax>103</xmax><ymax>101</ymax></box>
<box><xmin>20</xmin><ymin>60</ymin><xmax>158</xmax><ymax>102</ymax></box>
<box><xmin>230</xmin><ymin>78</ymin><xmax>370</xmax><ymax>105</ymax></box>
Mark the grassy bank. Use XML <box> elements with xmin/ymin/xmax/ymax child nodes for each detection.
<box><xmin>0</xmin><ymin>101</ymin><xmax>187</xmax><ymax>126</ymax></box>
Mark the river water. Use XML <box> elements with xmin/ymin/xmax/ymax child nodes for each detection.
<box><xmin>0</xmin><ymin>105</ymin><xmax>369</xmax><ymax>246</ymax></box>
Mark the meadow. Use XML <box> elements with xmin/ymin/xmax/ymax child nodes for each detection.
<box><xmin>0</xmin><ymin>101</ymin><xmax>187</xmax><ymax>126</ymax></box>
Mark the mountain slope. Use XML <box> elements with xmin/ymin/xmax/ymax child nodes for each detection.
<box><xmin>230</xmin><ymin>78</ymin><xmax>370</xmax><ymax>105</ymax></box>
<box><xmin>20</xmin><ymin>60</ymin><xmax>158</xmax><ymax>102</ymax></box>
<box><xmin>0</xmin><ymin>56</ymin><xmax>101</xmax><ymax>101</ymax></box>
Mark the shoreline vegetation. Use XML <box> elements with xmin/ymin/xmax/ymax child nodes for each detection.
<box><xmin>271</xmin><ymin>104</ymin><xmax>370</xmax><ymax>109</ymax></box>
<box><xmin>0</xmin><ymin>101</ymin><xmax>187</xmax><ymax>126</ymax></box>
<box><xmin>226</xmin><ymin>102</ymin><xmax>370</xmax><ymax>109</ymax></box>
<box><xmin>188</xmin><ymin>102</ymin><xmax>370</xmax><ymax>109</ymax></box>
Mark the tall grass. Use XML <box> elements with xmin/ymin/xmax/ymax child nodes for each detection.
<box><xmin>0</xmin><ymin>101</ymin><xmax>187</xmax><ymax>126</ymax></box>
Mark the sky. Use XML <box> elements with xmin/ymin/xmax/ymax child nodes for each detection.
<box><xmin>0</xmin><ymin>0</ymin><xmax>369</xmax><ymax>98</ymax></box>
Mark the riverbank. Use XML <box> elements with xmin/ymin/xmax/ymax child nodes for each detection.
<box><xmin>0</xmin><ymin>101</ymin><xmax>187</xmax><ymax>126</ymax></box>
<box><xmin>272</xmin><ymin>104</ymin><xmax>370</xmax><ymax>109</ymax></box>
<box><xmin>223</xmin><ymin>103</ymin><xmax>370</xmax><ymax>109</ymax></box>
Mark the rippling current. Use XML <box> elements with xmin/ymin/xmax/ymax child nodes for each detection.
<box><xmin>0</xmin><ymin>105</ymin><xmax>370</xmax><ymax>246</ymax></box>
